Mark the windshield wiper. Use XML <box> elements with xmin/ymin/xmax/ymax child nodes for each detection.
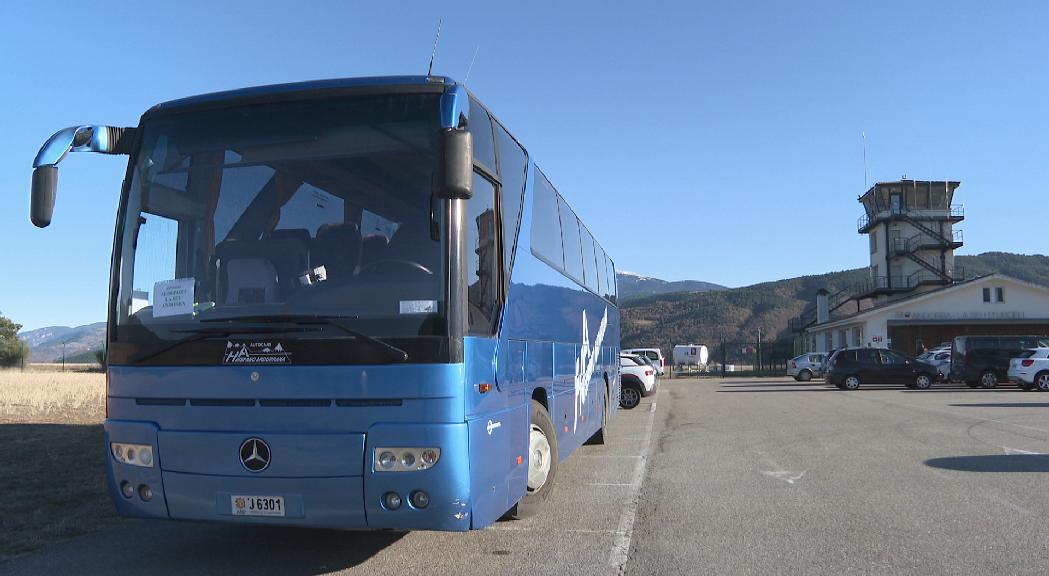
<box><xmin>200</xmin><ymin>314</ymin><xmax>409</xmax><ymax>363</ymax></box>
<box><xmin>129</xmin><ymin>325</ymin><xmax>306</xmax><ymax>364</ymax></box>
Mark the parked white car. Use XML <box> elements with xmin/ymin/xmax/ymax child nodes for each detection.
<box><xmin>917</xmin><ymin>349</ymin><xmax>952</xmax><ymax>381</ymax></box>
<box><xmin>1008</xmin><ymin>348</ymin><xmax>1049</xmax><ymax>391</ymax></box>
<box><xmin>623</xmin><ymin>348</ymin><xmax>665</xmax><ymax>376</ymax></box>
<box><xmin>619</xmin><ymin>354</ymin><xmax>657</xmax><ymax>409</ymax></box>
<box><xmin>787</xmin><ymin>353</ymin><xmax>826</xmax><ymax>381</ymax></box>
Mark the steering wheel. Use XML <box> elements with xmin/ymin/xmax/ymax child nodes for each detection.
<box><xmin>357</xmin><ymin>259</ymin><xmax>433</xmax><ymax>276</ymax></box>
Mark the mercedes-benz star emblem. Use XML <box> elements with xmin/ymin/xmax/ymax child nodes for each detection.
<box><xmin>239</xmin><ymin>438</ymin><xmax>271</xmax><ymax>472</ymax></box>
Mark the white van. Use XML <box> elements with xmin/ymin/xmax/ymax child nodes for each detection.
<box><xmin>623</xmin><ymin>348</ymin><xmax>665</xmax><ymax>376</ymax></box>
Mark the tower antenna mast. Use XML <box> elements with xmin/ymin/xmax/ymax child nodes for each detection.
<box><xmin>862</xmin><ymin>131</ymin><xmax>869</xmax><ymax>189</ymax></box>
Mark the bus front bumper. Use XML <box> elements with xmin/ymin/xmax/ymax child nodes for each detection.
<box><xmin>104</xmin><ymin>419</ymin><xmax>473</xmax><ymax>531</ymax></box>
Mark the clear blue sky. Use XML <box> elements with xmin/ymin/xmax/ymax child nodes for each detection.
<box><xmin>3</xmin><ymin>1</ymin><xmax>1047</xmax><ymax>330</ymax></box>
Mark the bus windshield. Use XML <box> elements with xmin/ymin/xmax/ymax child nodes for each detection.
<box><xmin>112</xmin><ymin>93</ymin><xmax>446</xmax><ymax>357</ymax></box>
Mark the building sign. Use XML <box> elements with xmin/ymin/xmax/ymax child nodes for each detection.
<box><xmin>896</xmin><ymin>311</ymin><xmax>1027</xmax><ymax>320</ymax></box>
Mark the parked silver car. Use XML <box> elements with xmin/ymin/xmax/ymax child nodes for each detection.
<box><xmin>788</xmin><ymin>353</ymin><xmax>826</xmax><ymax>381</ymax></box>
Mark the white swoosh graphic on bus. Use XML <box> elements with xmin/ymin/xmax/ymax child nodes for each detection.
<box><xmin>574</xmin><ymin>307</ymin><xmax>608</xmax><ymax>433</ymax></box>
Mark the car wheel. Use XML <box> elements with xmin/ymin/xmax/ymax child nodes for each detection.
<box><xmin>843</xmin><ymin>375</ymin><xmax>861</xmax><ymax>390</ymax></box>
<box><xmin>914</xmin><ymin>374</ymin><xmax>933</xmax><ymax>390</ymax></box>
<box><xmin>620</xmin><ymin>384</ymin><xmax>642</xmax><ymax>409</ymax></box>
<box><xmin>1036</xmin><ymin>372</ymin><xmax>1049</xmax><ymax>392</ymax></box>
<box><xmin>798</xmin><ymin>369</ymin><xmax>812</xmax><ymax>382</ymax></box>
<box><xmin>979</xmin><ymin>370</ymin><xmax>998</xmax><ymax>389</ymax></box>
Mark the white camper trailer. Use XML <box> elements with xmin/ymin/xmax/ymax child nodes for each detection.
<box><xmin>673</xmin><ymin>344</ymin><xmax>709</xmax><ymax>368</ymax></box>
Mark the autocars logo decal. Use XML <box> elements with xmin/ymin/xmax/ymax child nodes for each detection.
<box><xmin>224</xmin><ymin>341</ymin><xmax>291</xmax><ymax>365</ymax></box>
<box><xmin>574</xmin><ymin>307</ymin><xmax>608</xmax><ymax>432</ymax></box>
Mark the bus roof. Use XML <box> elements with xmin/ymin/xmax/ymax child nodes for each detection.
<box><xmin>148</xmin><ymin>75</ymin><xmax>455</xmax><ymax>114</ymax></box>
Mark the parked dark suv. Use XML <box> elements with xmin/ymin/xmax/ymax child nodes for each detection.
<box><xmin>950</xmin><ymin>335</ymin><xmax>1049</xmax><ymax>388</ymax></box>
<box><xmin>825</xmin><ymin>347</ymin><xmax>939</xmax><ymax>390</ymax></box>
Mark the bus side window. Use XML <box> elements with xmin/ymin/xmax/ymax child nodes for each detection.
<box><xmin>467</xmin><ymin>174</ymin><xmax>500</xmax><ymax>334</ymax></box>
<box><xmin>495</xmin><ymin>124</ymin><xmax>527</xmax><ymax>283</ymax></box>
<box><xmin>558</xmin><ymin>195</ymin><xmax>584</xmax><ymax>284</ymax></box>
<box><xmin>469</xmin><ymin>99</ymin><xmax>497</xmax><ymax>173</ymax></box>
<box><xmin>530</xmin><ymin>170</ymin><xmax>564</xmax><ymax>270</ymax></box>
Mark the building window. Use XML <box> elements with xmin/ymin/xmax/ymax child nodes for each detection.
<box><xmin>982</xmin><ymin>287</ymin><xmax>991</xmax><ymax>303</ymax></box>
<box><xmin>996</xmin><ymin>287</ymin><xmax>1005</xmax><ymax>303</ymax></box>
<box><xmin>852</xmin><ymin>327</ymin><xmax>863</xmax><ymax>346</ymax></box>
<box><xmin>869</xmin><ymin>230</ymin><xmax>878</xmax><ymax>254</ymax></box>
<box><xmin>824</xmin><ymin>333</ymin><xmax>832</xmax><ymax>351</ymax></box>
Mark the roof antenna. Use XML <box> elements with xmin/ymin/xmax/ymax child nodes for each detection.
<box><xmin>464</xmin><ymin>45</ymin><xmax>480</xmax><ymax>85</ymax></box>
<box><xmin>427</xmin><ymin>19</ymin><xmax>443</xmax><ymax>77</ymax></box>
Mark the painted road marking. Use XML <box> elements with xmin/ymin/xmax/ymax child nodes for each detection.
<box><xmin>607</xmin><ymin>397</ymin><xmax>658</xmax><ymax>571</ymax></box>
<box><xmin>1003</xmin><ymin>446</ymin><xmax>1042</xmax><ymax>455</ymax></box>
<box><xmin>761</xmin><ymin>470</ymin><xmax>806</xmax><ymax>484</ymax></box>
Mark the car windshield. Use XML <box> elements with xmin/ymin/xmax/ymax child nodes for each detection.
<box><xmin>112</xmin><ymin>93</ymin><xmax>445</xmax><ymax>348</ymax></box>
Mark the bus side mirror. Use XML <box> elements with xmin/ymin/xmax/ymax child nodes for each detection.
<box><xmin>436</xmin><ymin>129</ymin><xmax>473</xmax><ymax>199</ymax></box>
<box><xmin>31</xmin><ymin>166</ymin><xmax>58</xmax><ymax>228</ymax></box>
<box><xmin>30</xmin><ymin>125</ymin><xmax>135</xmax><ymax>228</ymax></box>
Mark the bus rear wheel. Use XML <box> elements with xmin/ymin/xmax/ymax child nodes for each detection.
<box><xmin>585</xmin><ymin>387</ymin><xmax>609</xmax><ymax>445</ymax></box>
<box><xmin>523</xmin><ymin>400</ymin><xmax>558</xmax><ymax>507</ymax></box>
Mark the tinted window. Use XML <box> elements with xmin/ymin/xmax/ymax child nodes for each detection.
<box><xmin>999</xmin><ymin>337</ymin><xmax>1024</xmax><ymax>351</ymax></box>
<box><xmin>580</xmin><ymin>226</ymin><xmax>600</xmax><ymax>293</ymax></box>
<box><xmin>971</xmin><ymin>337</ymin><xmax>995</xmax><ymax>350</ymax></box>
<box><xmin>496</xmin><ymin>125</ymin><xmax>527</xmax><ymax>276</ymax></box>
<box><xmin>558</xmin><ymin>195</ymin><xmax>584</xmax><ymax>283</ymax></box>
<box><xmin>469</xmin><ymin>99</ymin><xmax>496</xmax><ymax>172</ymax></box>
<box><xmin>467</xmin><ymin>174</ymin><xmax>500</xmax><ymax>334</ymax></box>
<box><xmin>879</xmin><ymin>350</ymin><xmax>906</xmax><ymax>364</ymax></box>
<box><xmin>857</xmin><ymin>349</ymin><xmax>880</xmax><ymax>363</ymax></box>
<box><xmin>606</xmin><ymin>254</ymin><xmax>617</xmax><ymax>304</ymax></box>
<box><xmin>530</xmin><ymin>170</ymin><xmax>563</xmax><ymax>269</ymax></box>
<box><xmin>595</xmin><ymin>247</ymin><xmax>608</xmax><ymax>299</ymax></box>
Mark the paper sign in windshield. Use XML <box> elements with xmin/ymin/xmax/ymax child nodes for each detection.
<box><xmin>153</xmin><ymin>278</ymin><xmax>195</xmax><ymax>318</ymax></box>
<box><xmin>400</xmin><ymin>300</ymin><xmax>437</xmax><ymax>314</ymax></box>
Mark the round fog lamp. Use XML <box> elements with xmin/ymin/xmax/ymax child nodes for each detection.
<box><xmin>410</xmin><ymin>490</ymin><xmax>430</xmax><ymax>509</ymax></box>
<box><xmin>140</xmin><ymin>450</ymin><xmax>153</xmax><ymax>466</ymax></box>
<box><xmin>382</xmin><ymin>492</ymin><xmax>402</xmax><ymax>510</ymax></box>
<box><xmin>379</xmin><ymin>451</ymin><xmax>396</xmax><ymax>469</ymax></box>
<box><xmin>138</xmin><ymin>484</ymin><xmax>153</xmax><ymax>502</ymax></box>
<box><xmin>420</xmin><ymin>449</ymin><xmax>438</xmax><ymax>466</ymax></box>
<box><xmin>120</xmin><ymin>481</ymin><xmax>134</xmax><ymax>499</ymax></box>
<box><xmin>401</xmin><ymin>451</ymin><xmax>416</xmax><ymax>468</ymax></box>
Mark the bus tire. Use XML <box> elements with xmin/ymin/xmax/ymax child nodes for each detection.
<box><xmin>520</xmin><ymin>399</ymin><xmax>558</xmax><ymax>514</ymax></box>
<box><xmin>585</xmin><ymin>386</ymin><xmax>609</xmax><ymax>446</ymax></box>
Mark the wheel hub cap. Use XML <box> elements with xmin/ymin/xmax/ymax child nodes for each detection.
<box><xmin>527</xmin><ymin>425</ymin><xmax>551</xmax><ymax>491</ymax></box>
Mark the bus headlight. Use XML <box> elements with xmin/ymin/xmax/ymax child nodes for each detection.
<box><xmin>374</xmin><ymin>447</ymin><xmax>440</xmax><ymax>471</ymax></box>
<box><xmin>111</xmin><ymin>443</ymin><xmax>154</xmax><ymax>468</ymax></box>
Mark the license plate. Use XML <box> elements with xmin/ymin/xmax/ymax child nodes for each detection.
<box><xmin>231</xmin><ymin>495</ymin><xmax>285</xmax><ymax>517</ymax></box>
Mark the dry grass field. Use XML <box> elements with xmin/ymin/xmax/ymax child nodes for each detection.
<box><xmin>0</xmin><ymin>367</ymin><xmax>127</xmax><ymax>561</ymax></box>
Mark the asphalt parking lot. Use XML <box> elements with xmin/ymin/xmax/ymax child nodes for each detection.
<box><xmin>5</xmin><ymin>377</ymin><xmax>1049</xmax><ymax>576</ymax></box>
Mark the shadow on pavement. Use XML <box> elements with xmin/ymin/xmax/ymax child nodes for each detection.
<box><xmin>925</xmin><ymin>454</ymin><xmax>1049</xmax><ymax>473</ymax></box>
<box><xmin>949</xmin><ymin>403</ymin><xmax>1049</xmax><ymax>408</ymax></box>
<box><xmin>3</xmin><ymin>522</ymin><xmax>405</xmax><ymax>575</ymax></box>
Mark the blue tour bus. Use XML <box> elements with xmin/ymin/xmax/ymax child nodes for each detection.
<box><xmin>29</xmin><ymin>76</ymin><xmax>621</xmax><ymax>531</ymax></box>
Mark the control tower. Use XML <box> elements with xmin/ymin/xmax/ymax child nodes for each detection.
<box><xmin>857</xmin><ymin>179</ymin><xmax>964</xmax><ymax>301</ymax></box>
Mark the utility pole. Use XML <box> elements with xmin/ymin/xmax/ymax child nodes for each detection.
<box><xmin>62</xmin><ymin>340</ymin><xmax>66</xmax><ymax>372</ymax></box>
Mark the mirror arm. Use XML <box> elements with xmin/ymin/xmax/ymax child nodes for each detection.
<box><xmin>33</xmin><ymin>125</ymin><xmax>136</xmax><ymax>168</ymax></box>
